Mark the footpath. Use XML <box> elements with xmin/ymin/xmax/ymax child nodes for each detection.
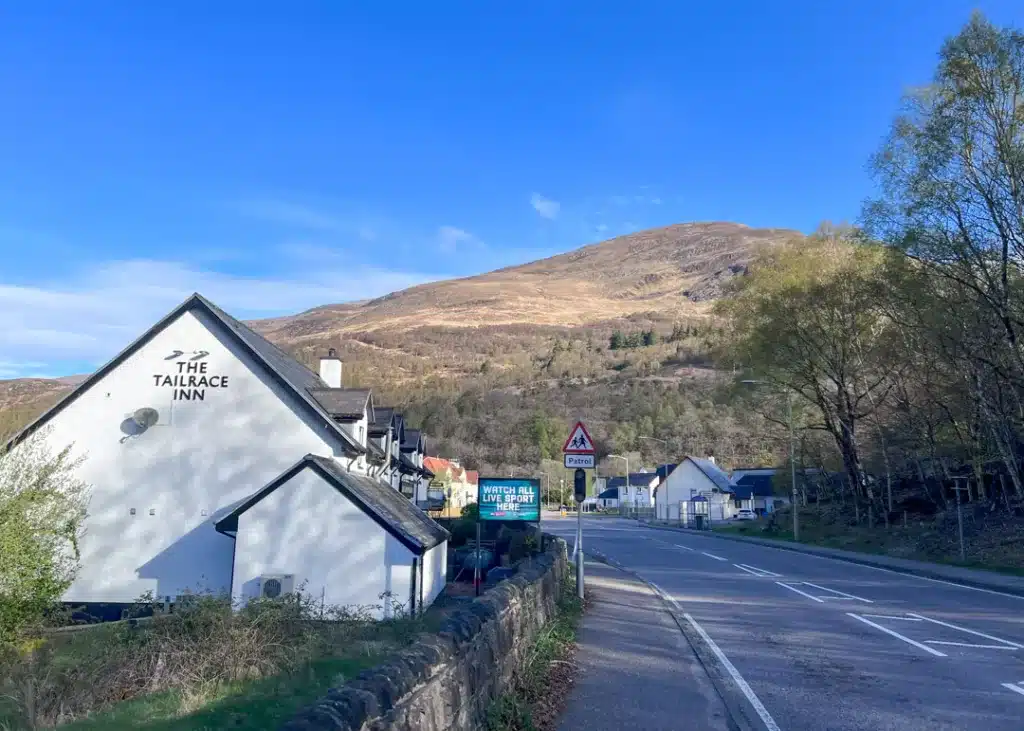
<box><xmin>642</xmin><ymin>520</ymin><xmax>1024</xmax><ymax>596</ymax></box>
<box><xmin>558</xmin><ymin>559</ymin><xmax>733</xmax><ymax>731</ymax></box>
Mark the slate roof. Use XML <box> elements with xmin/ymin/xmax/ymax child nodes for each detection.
<box><xmin>688</xmin><ymin>457</ymin><xmax>736</xmax><ymax>493</ymax></box>
<box><xmin>733</xmin><ymin>474</ymin><xmax>776</xmax><ymax>499</ymax></box>
<box><xmin>656</xmin><ymin>463</ymin><xmax>678</xmax><ymax>482</ymax></box>
<box><xmin>214</xmin><ymin>454</ymin><xmax>449</xmax><ymax>555</ymax></box>
<box><xmin>369</xmin><ymin>406</ymin><xmax>396</xmax><ymax>433</ymax></box>
<box><xmin>598</xmin><ymin>488</ymin><xmax>619</xmax><ymax>500</ymax></box>
<box><xmin>308</xmin><ymin>388</ymin><xmax>371</xmax><ymax>419</ymax></box>
<box><xmin>398</xmin><ymin>453</ymin><xmax>420</xmax><ymax>474</ymax></box>
<box><xmin>607</xmin><ymin>473</ymin><xmax>660</xmax><ymax>489</ymax></box>
<box><xmin>402</xmin><ymin>428</ymin><xmax>423</xmax><ymax>452</ymax></box>
<box><xmin>2</xmin><ymin>293</ymin><xmax>364</xmax><ymax>455</ymax></box>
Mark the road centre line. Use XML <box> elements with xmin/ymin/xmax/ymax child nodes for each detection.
<box><xmin>908</xmin><ymin>612</ymin><xmax>1024</xmax><ymax>649</ymax></box>
<box><xmin>702</xmin><ymin>551</ymin><xmax>728</xmax><ymax>561</ymax></box>
<box><xmin>1002</xmin><ymin>682</ymin><xmax>1024</xmax><ymax>697</ymax></box>
<box><xmin>776</xmin><ymin>582</ymin><xmax>825</xmax><ymax>603</ymax></box>
<box><xmin>847</xmin><ymin>613</ymin><xmax>947</xmax><ymax>657</ymax></box>
<box><xmin>674</xmin><ymin>543</ymin><xmax>696</xmax><ymax>551</ymax></box>
<box><xmin>802</xmin><ymin>581</ymin><xmax>873</xmax><ymax>603</ymax></box>
<box><xmin>736</xmin><ymin>563</ymin><xmax>782</xmax><ymax>577</ymax></box>
<box><xmin>682</xmin><ymin>612</ymin><xmax>783</xmax><ymax>731</ymax></box>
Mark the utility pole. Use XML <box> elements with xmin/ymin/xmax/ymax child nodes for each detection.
<box><xmin>742</xmin><ymin>380</ymin><xmax>799</xmax><ymax>542</ymax></box>
<box><xmin>639</xmin><ymin>436</ymin><xmax>669</xmax><ymax>518</ymax></box>
<box><xmin>951</xmin><ymin>477</ymin><xmax>969</xmax><ymax>562</ymax></box>
<box><xmin>609</xmin><ymin>454</ymin><xmax>629</xmax><ymax>517</ymax></box>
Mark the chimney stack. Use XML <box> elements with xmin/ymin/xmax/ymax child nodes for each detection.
<box><xmin>706</xmin><ymin>454</ymin><xmax>715</xmax><ymax>465</ymax></box>
<box><xmin>319</xmin><ymin>348</ymin><xmax>342</xmax><ymax>388</ymax></box>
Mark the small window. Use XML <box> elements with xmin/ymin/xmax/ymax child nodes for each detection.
<box><xmin>130</xmin><ymin>508</ymin><xmax>136</xmax><ymax>516</ymax></box>
<box><xmin>149</xmin><ymin>508</ymin><xmax>156</xmax><ymax>516</ymax></box>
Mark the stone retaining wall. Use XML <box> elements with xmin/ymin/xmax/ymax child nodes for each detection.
<box><xmin>280</xmin><ymin>535</ymin><xmax>569</xmax><ymax>731</ymax></box>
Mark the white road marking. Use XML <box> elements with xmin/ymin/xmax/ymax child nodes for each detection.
<box><xmin>863</xmin><ymin>614</ymin><xmax>923</xmax><ymax>621</ymax></box>
<box><xmin>925</xmin><ymin>641</ymin><xmax>1018</xmax><ymax>650</ymax></box>
<box><xmin>674</xmin><ymin>543</ymin><xmax>696</xmax><ymax>551</ymax></box>
<box><xmin>847</xmin><ymin>613</ymin><xmax>947</xmax><ymax>657</ymax></box>
<box><xmin>907</xmin><ymin>612</ymin><xmax>1024</xmax><ymax>649</ymax></box>
<box><xmin>1002</xmin><ymin>682</ymin><xmax>1024</xmax><ymax>697</ymax></box>
<box><xmin>736</xmin><ymin>563</ymin><xmax>782</xmax><ymax>578</ymax></box>
<box><xmin>683</xmin><ymin>612</ymin><xmax>782</xmax><ymax>731</ymax></box>
<box><xmin>701</xmin><ymin>551</ymin><xmax>728</xmax><ymax>561</ymax></box>
<box><xmin>802</xmin><ymin>582</ymin><xmax>873</xmax><ymax>603</ymax></box>
<box><xmin>776</xmin><ymin>582</ymin><xmax>825</xmax><ymax>602</ymax></box>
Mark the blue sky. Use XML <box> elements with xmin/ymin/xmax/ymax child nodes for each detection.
<box><xmin>1</xmin><ymin>1</ymin><xmax>1022</xmax><ymax>378</ymax></box>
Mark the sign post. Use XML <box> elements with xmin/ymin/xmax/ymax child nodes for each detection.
<box><xmin>562</xmin><ymin>421</ymin><xmax>595</xmax><ymax>600</ymax></box>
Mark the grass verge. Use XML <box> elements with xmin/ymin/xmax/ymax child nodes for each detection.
<box><xmin>484</xmin><ymin>575</ymin><xmax>586</xmax><ymax>731</ymax></box>
<box><xmin>710</xmin><ymin>512</ymin><xmax>1024</xmax><ymax>578</ymax></box>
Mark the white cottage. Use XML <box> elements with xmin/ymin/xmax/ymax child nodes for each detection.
<box><xmin>3</xmin><ymin>293</ymin><xmax>449</xmax><ymax>618</ymax></box>
<box><xmin>656</xmin><ymin>456</ymin><xmax>738</xmax><ymax>523</ymax></box>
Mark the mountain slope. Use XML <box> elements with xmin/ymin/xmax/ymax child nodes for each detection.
<box><xmin>0</xmin><ymin>221</ymin><xmax>800</xmax><ymax>422</ymax></box>
<box><xmin>252</xmin><ymin>221</ymin><xmax>799</xmax><ymax>345</ymax></box>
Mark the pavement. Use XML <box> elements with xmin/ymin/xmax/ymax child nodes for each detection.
<box><xmin>545</xmin><ymin>515</ymin><xmax>1024</xmax><ymax>731</ymax></box>
<box><xmin>557</xmin><ymin>559</ymin><xmax>731</xmax><ymax>731</ymax></box>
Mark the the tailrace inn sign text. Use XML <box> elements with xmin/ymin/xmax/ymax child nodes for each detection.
<box><xmin>478</xmin><ymin>478</ymin><xmax>541</xmax><ymax>522</ymax></box>
<box><xmin>154</xmin><ymin>350</ymin><xmax>229</xmax><ymax>401</ymax></box>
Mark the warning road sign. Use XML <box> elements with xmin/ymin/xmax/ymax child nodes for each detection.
<box><xmin>562</xmin><ymin>421</ymin><xmax>595</xmax><ymax>454</ymax></box>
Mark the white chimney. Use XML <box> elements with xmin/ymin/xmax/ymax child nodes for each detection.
<box><xmin>319</xmin><ymin>348</ymin><xmax>342</xmax><ymax>388</ymax></box>
<box><xmin>706</xmin><ymin>455</ymin><xmax>716</xmax><ymax>464</ymax></box>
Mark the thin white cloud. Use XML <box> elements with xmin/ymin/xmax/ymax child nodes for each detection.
<box><xmin>0</xmin><ymin>259</ymin><xmax>442</xmax><ymax>378</ymax></box>
<box><xmin>437</xmin><ymin>225</ymin><xmax>479</xmax><ymax>253</ymax></box>
<box><xmin>651</xmin><ymin>197</ymin><xmax>662</xmax><ymax>205</ymax></box>
<box><xmin>595</xmin><ymin>223</ymin><xmax>609</xmax><ymax>233</ymax></box>
<box><xmin>530</xmin><ymin>193</ymin><xmax>560</xmax><ymax>220</ymax></box>
<box><xmin>230</xmin><ymin>199</ymin><xmax>348</xmax><ymax>232</ymax></box>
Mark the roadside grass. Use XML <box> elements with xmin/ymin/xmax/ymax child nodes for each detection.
<box><xmin>0</xmin><ymin>592</ymin><xmax>446</xmax><ymax>731</ymax></box>
<box><xmin>484</xmin><ymin>575</ymin><xmax>585</xmax><ymax>731</ymax></box>
<box><xmin>711</xmin><ymin>509</ymin><xmax>1024</xmax><ymax>578</ymax></box>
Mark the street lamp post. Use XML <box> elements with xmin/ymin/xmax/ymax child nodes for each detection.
<box><xmin>608</xmin><ymin>454</ymin><xmax>629</xmax><ymax>517</ymax></box>
<box><xmin>742</xmin><ymin>380</ymin><xmax>799</xmax><ymax>542</ymax></box>
<box><xmin>638</xmin><ymin>436</ymin><xmax>669</xmax><ymax>518</ymax></box>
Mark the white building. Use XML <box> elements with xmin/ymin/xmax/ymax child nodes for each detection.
<box><xmin>656</xmin><ymin>457</ymin><xmax>738</xmax><ymax>522</ymax></box>
<box><xmin>3</xmin><ymin>293</ymin><xmax>448</xmax><ymax>619</ymax></box>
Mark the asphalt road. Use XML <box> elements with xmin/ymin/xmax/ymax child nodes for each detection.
<box><xmin>544</xmin><ymin>515</ymin><xmax>1024</xmax><ymax>731</ymax></box>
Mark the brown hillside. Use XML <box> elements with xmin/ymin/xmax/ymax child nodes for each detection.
<box><xmin>252</xmin><ymin>221</ymin><xmax>799</xmax><ymax>345</ymax></box>
<box><xmin>0</xmin><ymin>222</ymin><xmax>799</xmax><ymax>421</ymax></box>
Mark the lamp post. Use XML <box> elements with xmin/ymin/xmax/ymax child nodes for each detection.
<box><xmin>741</xmin><ymin>380</ymin><xmax>799</xmax><ymax>542</ymax></box>
<box><xmin>639</xmin><ymin>436</ymin><xmax>668</xmax><ymax>517</ymax></box>
<box><xmin>609</xmin><ymin>454</ymin><xmax>629</xmax><ymax>517</ymax></box>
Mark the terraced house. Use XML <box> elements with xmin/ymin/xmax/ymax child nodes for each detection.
<box><xmin>2</xmin><ymin>293</ymin><xmax>449</xmax><ymax>620</ymax></box>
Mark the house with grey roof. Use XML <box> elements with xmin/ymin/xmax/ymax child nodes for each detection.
<box><xmin>604</xmin><ymin>472</ymin><xmax>661</xmax><ymax>507</ymax></box>
<box><xmin>730</xmin><ymin>468</ymin><xmax>790</xmax><ymax>515</ymax></box>
<box><xmin>656</xmin><ymin>456</ymin><xmax>738</xmax><ymax>522</ymax></box>
<box><xmin>1</xmin><ymin>293</ymin><xmax>449</xmax><ymax>619</ymax></box>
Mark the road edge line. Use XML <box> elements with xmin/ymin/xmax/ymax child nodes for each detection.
<box><xmin>587</xmin><ymin>548</ymin><xmax>777</xmax><ymax>731</ymax></box>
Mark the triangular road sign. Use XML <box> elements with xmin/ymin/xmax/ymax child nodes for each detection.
<box><xmin>562</xmin><ymin>421</ymin><xmax>595</xmax><ymax>454</ymax></box>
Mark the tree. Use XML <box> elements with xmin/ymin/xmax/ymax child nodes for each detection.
<box><xmin>609</xmin><ymin>331</ymin><xmax>625</xmax><ymax>350</ymax></box>
<box><xmin>717</xmin><ymin>228</ymin><xmax>898</xmax><ymax>521</ymax></box>
<box><xmin>642</xmin><ymin>330</ymin><xmax>658</xmax><ymax>347</ymax></box>
<box><xmin>0</xmin><ymin>427</ymin><xmax>90</xmax><ymax>645</ymax></box>
<box><xmin>625</xmin><ymin>332</ymin><xmax>642</xmax><ymax>349</ymax></box>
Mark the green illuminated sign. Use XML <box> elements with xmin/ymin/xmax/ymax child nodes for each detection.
<box><xmin>477</xmin><ymin>478</ymin><xmax>541</xmax><ymax>522</ymax></box>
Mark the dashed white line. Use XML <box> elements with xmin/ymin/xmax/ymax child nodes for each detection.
<box><xmin>674</xmin><ymin>543</ymin><xmax>696</xmax><ymax>551</ymax></box>
<box><xmin>736</xmin><ymin>563</ymin><xmax>782</xmax><ymax>577</ymax></box>
<box><xmin>847</xmin><ymin>613</ymin><xmax>947</xmax><ymax>657</ymax></box>
<box><xmin>1002</xmin><ymin>682</ymin><xmax>1024</xmax><ymax>697</ymax></box>
<box><xmin>802</xmin><ymin>582</ymin><xmax>873</xmax><ymax>603</ymax></box>
<box><xmin>907</xmin><ymin>612</ymin><xmax>1024</xmax><ymax>649</ymax></box>
<box><xmin>863</xmin><ymin>614</ymin><xmax>923</xmax><ymax>621</ymax></box>
<box><xmin>701</xmin><ymin>551</ymin><xmax>728</xmax><ymax>561</ymax></box>
<box><xmin>683</xmin><ymin>612</ymin><xmax>782</xmax><ymax>731</ymax></box>
<box><xmin>776</xmin><ymin>581</ymin><xmax>825</xmax><ymax>602</ymax></box>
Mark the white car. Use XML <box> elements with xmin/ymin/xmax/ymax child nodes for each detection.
<box><xmin>735</xmin><ymin>509</ymin><xmax>757</xmax><ymax>521</ymax></box>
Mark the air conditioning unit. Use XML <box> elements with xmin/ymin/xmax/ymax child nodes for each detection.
<box><xmin>258</xmin><ymin>574</ymin><xmax>295</xmax><ymax>599</ymax></box>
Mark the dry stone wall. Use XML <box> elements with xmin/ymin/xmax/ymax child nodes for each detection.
<box><xmin>280</xmin><ymin>535</ymin><xmax>569</xmax><ymax>731</ymax></box>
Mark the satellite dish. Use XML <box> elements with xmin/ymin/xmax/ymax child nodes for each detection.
<box><xmin>132</xmin><ymin>408</ymin><xmax>160</xmax><ymax>429</ymax></box>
